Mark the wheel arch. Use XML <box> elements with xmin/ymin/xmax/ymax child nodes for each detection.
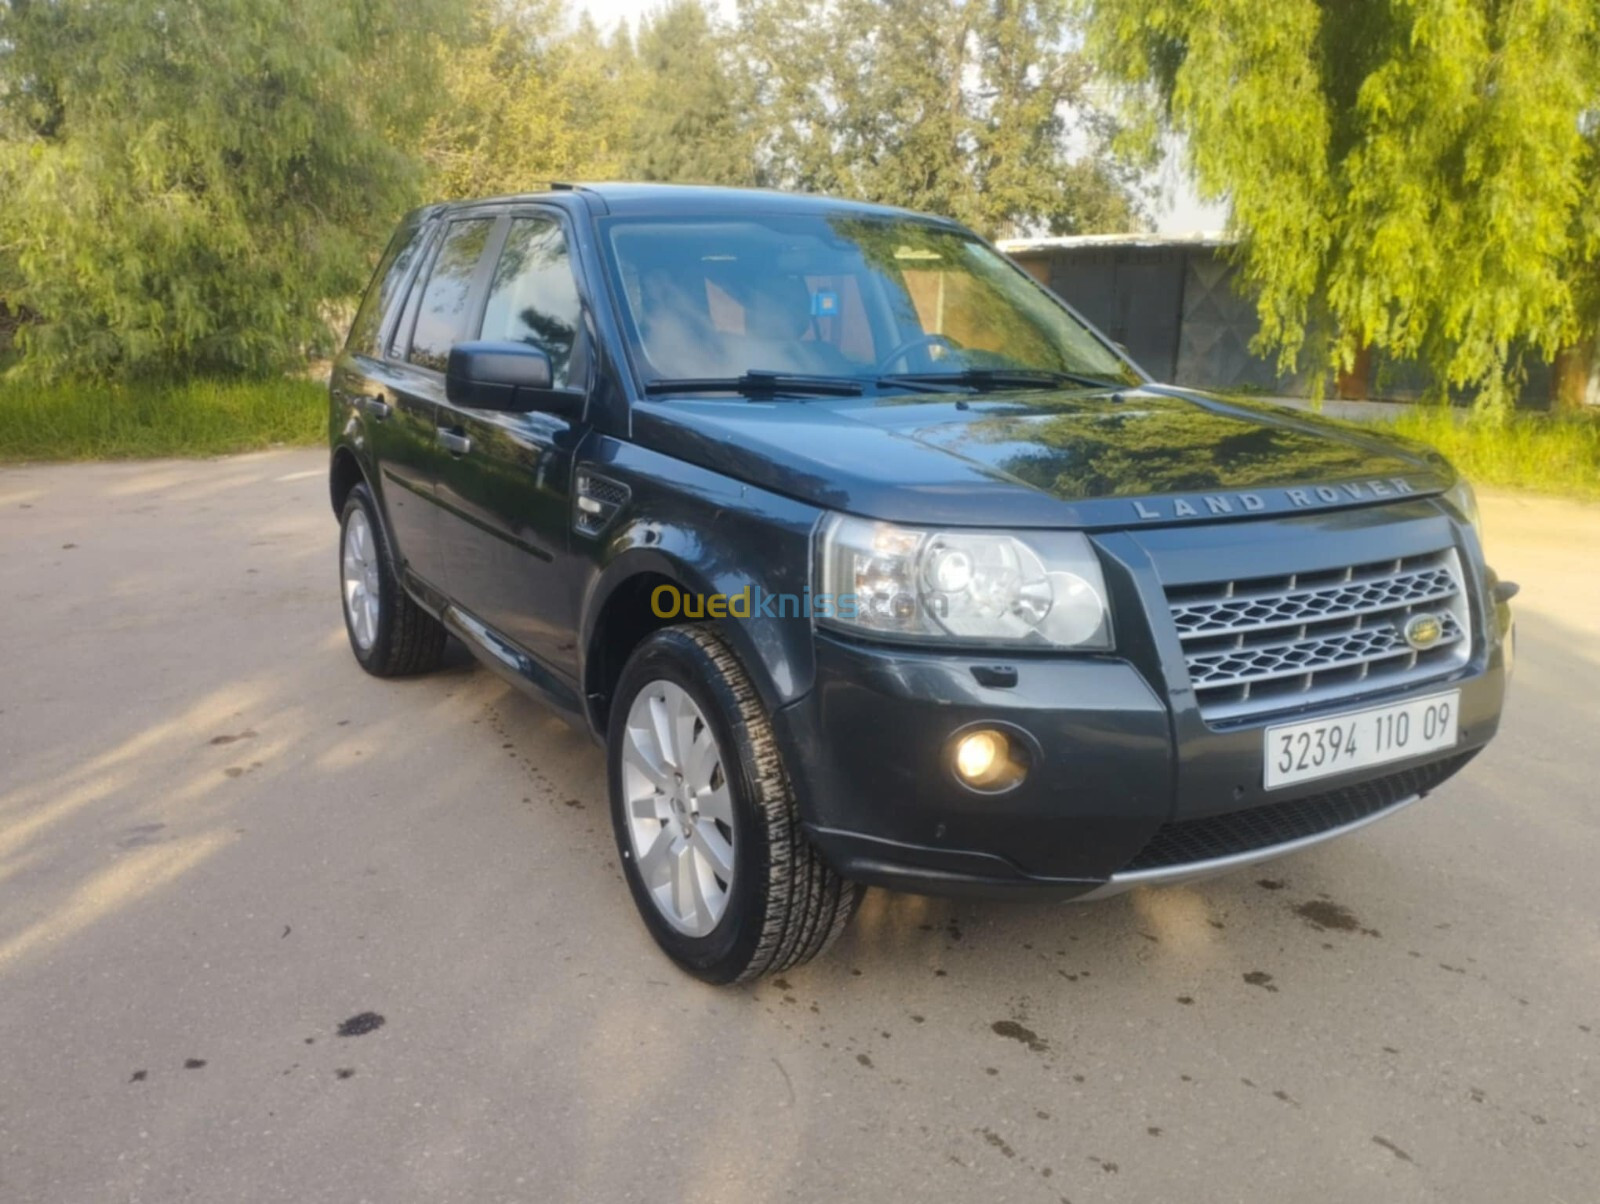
<box><xmin>329</xmin><ymin>444</ymin><xmax>369</xmax><ymax>518</ymax></box>
<box><xmin>580</xmin><ymin>543</ymin><xmax>816</xmax><ymax>740</ymax></box>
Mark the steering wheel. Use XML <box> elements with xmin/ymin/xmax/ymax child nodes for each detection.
<box><xmin>875</xmin><ymin>333</ymin><xmax>962</xmax><ymax>374</ymax></box>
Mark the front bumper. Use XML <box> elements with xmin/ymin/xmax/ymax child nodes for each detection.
<box><xmin>777</xmin><ymin>637</ymin><xmax>1501</xmax><ymax>899</ymax></box>
<box><xmin>771</xmin><ymin>506</ymin><xmax>1513</xmax><ymax>900</ymax></box>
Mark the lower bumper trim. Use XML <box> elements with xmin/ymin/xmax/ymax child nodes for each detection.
<box><xmin>1071</xmin><ymin>791</ymin><xmax>1423</xmax><ymax>900</ymax></box>
<box><xmin>809</xmin><ymin>790</ymin><xmax>1429</xmax><ymax>902</ymax></box>
<box><xmin>802</xmin><ymin>826</ymin><xmax>1103</xmax><ymax>900</ymax></box>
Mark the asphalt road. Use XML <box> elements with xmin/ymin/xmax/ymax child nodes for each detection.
<box><xmin>1</xmin><ymin>450</ymin><xmax>1595</xmax><ymax>1204</ymax></box>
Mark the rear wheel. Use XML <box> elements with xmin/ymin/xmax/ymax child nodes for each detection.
<box><xmin>608</xmin><ymin>624</ymin><xmax>858</xmax><ymax>983</ymax></box>
<box><xmin>339</xmin><ymin>483</ymin><xmax>447</xmax><ymax>677</ymax></box>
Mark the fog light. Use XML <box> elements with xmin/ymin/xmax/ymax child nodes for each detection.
<box><xmin>950</xmin><ymin>727</ymin><xmax>1028</xmax><ymax>793</ymax></box>
<box><xmin>955</xmin><ymin>730</ymin><xmax>1002</xmax><ymax>779</ymax></box>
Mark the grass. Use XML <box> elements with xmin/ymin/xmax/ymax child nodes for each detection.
<box><xmin>0</xmin><ymin>374</ymin><xmax>326</xmax><ymax>461</ymax></box>
<box><xmin>1381</xmin><ymin>405</ymin><xmax>1600</xmax><ymax>502</ymax></box>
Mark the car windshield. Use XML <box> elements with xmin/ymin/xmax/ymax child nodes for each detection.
<box><xmin>600</xmin><ymin>214</ymin><xmax>1141</xmax><ymax>395</ymax></box>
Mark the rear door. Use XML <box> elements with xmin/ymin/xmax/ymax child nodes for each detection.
<box><xmin>331</xmin><ymin>210</ymin><xmax>435</xmax><ymax>564</ymax></box>
<box><xmin>379</xmin><ymin>214</ymin><xmax>499</xmax><ymax>592</ymax></box>
<box><xmin>432</xmin><ymin>208</ymin><xmax>591</xmax><ymax>680</ymax></box>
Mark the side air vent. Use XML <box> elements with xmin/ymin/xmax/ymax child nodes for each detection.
<box><xmin>574</xmin><ymin>469</ymin><xmax>630</xmax><ymax>537</ymax></box>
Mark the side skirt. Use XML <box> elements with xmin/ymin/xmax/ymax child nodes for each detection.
<box><xmin>439</xmin><ymin>602</ymin><xmax>589</xmax><ymax>727</ymax></box>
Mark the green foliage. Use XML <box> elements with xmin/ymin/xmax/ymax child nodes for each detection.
<box><xmin>0</xmin><ymin>0</ymin><xmax>1145</xmax><ymax>388</ymax></box>
<box><xmin>1079</xmin><ymin>0</ymin><xmax>1600</xmax><ymax>412</ymax></box>
<box><xmin>627</xmin><ymin>1</ymin><xmax>759</xmax><ymax>186</ymax></box>
<box><xmin>0</xmin><ymin>0</ymin><xmax>460</xmax><ymax>381</ymax></box>
<box><xmin>0</xmin><ymin>374</ymin><xmax>326</xmax><ymax>460</ymax></box>
<box><xmin>420</xmin><ymin>1</ymin><xmax>635</xmax><ymax>197</ymax></box>
<box><xmin>736</xmin><ymin>0</ymin><xmax>1145</xmax><ymax>238</ymax></box>
<box><xmin>1384</xmin><ymin>405</ymin><xmax>1600</xmax><ymax>500</ymax></box>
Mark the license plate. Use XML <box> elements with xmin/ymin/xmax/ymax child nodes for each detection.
<box><xmin>1263</xmin><ymin>691</ymin><xmax>1460</xmax><ymax>790</ymax></box>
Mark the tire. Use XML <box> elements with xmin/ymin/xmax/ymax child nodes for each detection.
<box><xmin>338</xmin><ymin>483</ymin><xmax>448</xmax><ymax>677</ymax></box>
<box><xmin>607</xmin><ymin>624</ymin><xmax>858</xmax><ymax>984</ymax></box>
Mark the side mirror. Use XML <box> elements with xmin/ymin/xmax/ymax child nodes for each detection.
<box><xmin>445</xmin><ymin>341</ymin><xmax>582</xmax><ymax>418</ymax></box>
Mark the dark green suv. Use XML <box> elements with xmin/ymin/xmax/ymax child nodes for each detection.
<box><xmin>329</xmin><ymin>183</ymin><xmax>1514</xmax><ymax>983</ymax></box>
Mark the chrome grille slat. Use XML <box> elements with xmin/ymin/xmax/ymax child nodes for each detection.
<box><xmin>1167</xmin><ymin>548</ymin><xmax>1473</xmax><ymax>723</ymax></box>
<box><xmin>1185</xmin><ymin>614</ymin><xmax>1464</xmax><ymax>691</ymax></box>
<box><xmin>1197</xmin><ymin>662</ymin><xmax>1471</xmax><ymax>724</ymax></box>
<box><xmin>1171</xmin><ymin>566</ymin><xmax>1459</xmax><ymax>641</ymax></box>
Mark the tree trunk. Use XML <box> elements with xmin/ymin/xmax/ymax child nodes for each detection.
<box><xmin>1552</xmin><ymin>338</ymin><xmax>1594</xmax><ymax>411</ymax></box>
<box><xmin>1336</xmin><ymin>343</ymin><xmax>1371</xmax><ymax>400</ymax></box>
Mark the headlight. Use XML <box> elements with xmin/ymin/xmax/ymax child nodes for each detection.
<box><xmin>816</xmin><ymin>514</ymin><xmax>1113</xmax><ymax>649</ymax></box>
<box><xmin>1442</xmin><ymin>476</ymin><xmax>1481</xmax><ymax>533</ymax></box>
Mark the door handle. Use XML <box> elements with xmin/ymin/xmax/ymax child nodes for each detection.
<box><xmin>358</xmin><ymin>395</ymin><xmax>391</xmax><ymax>421</ymax></box>
<box><xmin>437</xmin><ymin>428</ymin><xmax>472</xmax><ymax>456</ymax></box>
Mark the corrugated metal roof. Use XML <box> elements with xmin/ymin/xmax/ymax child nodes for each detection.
<box><xmin>998</xmin><ymin>231</ymin><xmax>1232</xmax><ymax>253</ymax></box>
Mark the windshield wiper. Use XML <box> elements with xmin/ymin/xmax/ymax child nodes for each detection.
<box><xmin>643</xmin><ymin>371</ymin><xmax>864</xmax><ymax>398</ymax></box>
<box><xmin>878</xmin><ymin>368</ymin><xmax>1126</xmax><ymax>393</ymax></box>
<box><xmin>641</xmin><ymin>367</ymin><xmax>1117</xmax><ymax>399</ymax></box>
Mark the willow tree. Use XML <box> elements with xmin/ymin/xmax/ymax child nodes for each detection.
<box><xmin>737</xmin><ymin>0</ymin><xmax>1143</xmax><ymax>239</ymax></box>
<box><xmin>1079</xmin><ymin>0</ymin><xmax>1600</xmax><ymax>409</ymax></box>
<box><xmin>0</xmin><ymin>0</ymin><xmax>457</xmax><ymax>380</ymax></box>
<box><xmin>421</xmin><ymin>1</ymin><xmax>638</xmax><ymax>200</ymax></box>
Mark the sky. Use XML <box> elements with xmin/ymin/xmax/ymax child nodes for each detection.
<box><xmin>573</xmin><ymin>0</ymin><xmax>1229</xmax><ymax>235</ymax></box>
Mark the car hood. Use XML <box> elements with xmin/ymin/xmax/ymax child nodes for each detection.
<box><xmin>629</xmin><ymin>385</ymin><xmax>1453</xmax><ymax>529</ymax></box>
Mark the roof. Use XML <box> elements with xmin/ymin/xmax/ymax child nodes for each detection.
<box><xmin>998</xmin><ymin>231</ymin><xmax>1232</xmax><ymax>254</ymax></box>
<box><xmin>447</xmin><ymin>181</ymin><xmax>961</xmax><ymax>225</ymax></box>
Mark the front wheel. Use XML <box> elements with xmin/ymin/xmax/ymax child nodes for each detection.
<box><xmin>608</xmin><ymin>625</ymin><xmax>858</xmax><ymax>983</ymax></box>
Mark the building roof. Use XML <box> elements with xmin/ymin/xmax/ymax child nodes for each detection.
<box><xmin>998</xmin><ymin>231</ymin><xmax>1232</xmax><ymax>254</ymax></box>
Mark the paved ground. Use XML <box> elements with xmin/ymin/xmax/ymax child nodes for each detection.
<box><xmin>1</xmin><ymin>450</ymin><xmax>1595</xmax><ymax>1204</ymax></box>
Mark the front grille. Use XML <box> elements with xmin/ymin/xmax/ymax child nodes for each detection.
<box><xmin>1121</xmin><ymin>751</ymin><xmax>1475</xmax><ymax>873</ymax></box>
<box><xmin>1167</xmin><ymin>549</ymin><xmax>1472</xmax><ymax>722</ymax></box>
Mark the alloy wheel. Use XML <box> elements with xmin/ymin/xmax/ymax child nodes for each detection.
<box><xmin>342</xmin><ymin>508</ymin><xmax>381</xmax><ymax>652</ymax></box>
<box><xmin>619</xmin><ymin>680</ymin><xmax>737</xmax><ymax>936</ymax></box>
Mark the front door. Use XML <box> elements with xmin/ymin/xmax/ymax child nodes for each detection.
<box><xmin>433</xmin><ymin>211</ymin><xmax>590</xmax><ymax>681</ymax></box>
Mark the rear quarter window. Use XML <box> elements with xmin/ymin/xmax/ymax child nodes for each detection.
<box><xmin>345</xmin><ymin>213</ymin><xmax>430</xmax><ymax>358</ymax></box>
